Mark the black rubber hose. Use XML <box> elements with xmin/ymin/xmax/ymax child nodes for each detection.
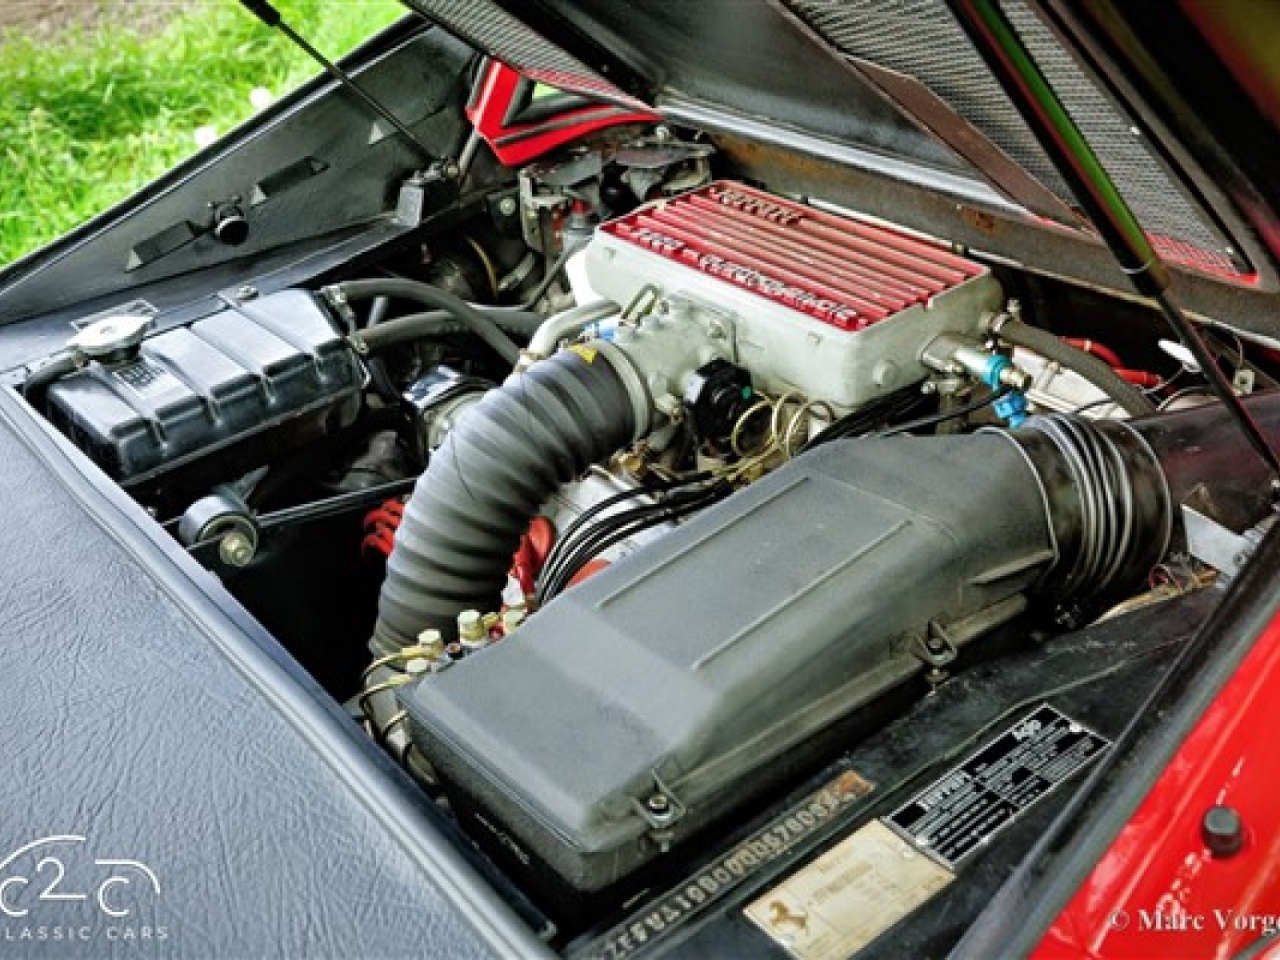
<box><xmin>331</xmin><ymin>279</ymin><xmax>522</xmax><ymax>365</ymax></box>
<box><xmin>361</xmin><ymin>297</ymin><xmax>400</xmax><ymax>402</ymax></box>
<box><xmin>372</xmin><ymin>348</ymin><xmax>639</xmax><ymax>650</ymax></box>
<box><xmin>522</xmin><ymin>243</ymin><xmax>577</xmax><ymax>308</ymax></box>
<box><xmin>996</xmin><ymin>318</ymin><xmax>1157</xmax><ymax>416</ymax></box>
<box><xmin>366</xmin><ymin>302</ymin><xmax>544</xmax><ymax>335</ymax></box>
<box><xmin>22</xmin><ymin>352</ymin><xmax>80</xmax><ymax>407</ymax></box>
<box><xmin>356</xmin><ymin>308</ymin><xmax>544</xmax><ymax>353</ymax></box>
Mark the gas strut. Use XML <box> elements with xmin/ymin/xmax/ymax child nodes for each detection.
<box><xmin>238</xmin><ymin>0</ymin><xmax>436</xmax><ymax>162</ymax></box>
<box><xmin>947</xmin><ymin>0</ymin><xmax>1280</xmax><ymax>483</ymax></box>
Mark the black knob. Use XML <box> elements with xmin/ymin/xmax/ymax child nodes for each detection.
<box><xmin>212</xmin><ymin>204</ymin><xmax>249</xmax><ymax>246</ymax></box>
<box><xmin>683</xmin><ymin>358</ymin><xmax>754</xmax><ymax>446</ymax></box>
<box><xmin>1201</xmin><ymin>805</ymin><xmax>1245</xmax><ymax>858</ymax></box>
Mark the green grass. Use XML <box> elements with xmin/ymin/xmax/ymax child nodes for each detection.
<box><xmin>0</xmin><ymin>0</ymin><xmax>404</xmax><ymax>264</ymax></box>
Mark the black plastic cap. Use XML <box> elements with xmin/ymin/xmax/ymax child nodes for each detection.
<box><xmin>1202</xmin><ymin>805</ymin><xmax>1245</xmax><ymax>858</ymax></box>
<box><xmin>212</xmin><ymin>206</ymin><xmax>250</xmax><ymax>246</ymax></box>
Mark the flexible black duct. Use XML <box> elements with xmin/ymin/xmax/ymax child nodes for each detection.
<box><xmin>372</xmin><ymin>348</ymin><xmax>639</xmax><ymax>650</ymax></box>
<box><xmin>1004</xmin><ymin>413</ymin><xmax>1170</xmax><ymax>625</ymax></box>
<box><xmin>996</xmin><ymin>318</ymin><xmax>1157</xmax><ymax>417</ymax></box>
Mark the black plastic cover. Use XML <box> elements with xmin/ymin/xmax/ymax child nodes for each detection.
<box><xmin>45</xmin><ymin>290</ymin><xmax>360</xmax><ymax>484</ymax></box>
<box><xmin>403</xmin><ymin>433</ymin><xmax>1057</xmax><ymax>892</ymax></box>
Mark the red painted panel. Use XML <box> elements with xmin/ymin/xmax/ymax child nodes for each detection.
<box><xmin>466</xmin><ymin>61</ymin><xmax>657</xmax><ymax>168</ymax></box>
<box><xmin>1034</xmin><ymin>609</ymin><xmax>1280</xmax><ymax>959</ymax></box>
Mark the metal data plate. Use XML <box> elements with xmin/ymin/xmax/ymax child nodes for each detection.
<box><xmin>884</xmin><ymin>703</ymin><xmax>1109</xmax><ymax>869</ymax></box>
<box><xmin>745</xmin><ymin>704</ymin><xmax>1108</xmax><ymax>959</ymax></box>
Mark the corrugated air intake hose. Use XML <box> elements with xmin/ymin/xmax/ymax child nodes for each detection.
<box><xmin>372</xmin><ymin>348</ymin><xmax>640</xmax><ymax>651</ymax></box>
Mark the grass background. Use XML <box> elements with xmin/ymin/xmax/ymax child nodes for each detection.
<box><xmin>0</xmin><ymin>0</ymin><xmax>404</xmax><ymax>265</ymax></box>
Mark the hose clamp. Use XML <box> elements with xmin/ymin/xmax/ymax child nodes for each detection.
<box><xmin>592</xmin><ymin>339</ymin><xmax>654</xmax><ymax>438</ymax></box>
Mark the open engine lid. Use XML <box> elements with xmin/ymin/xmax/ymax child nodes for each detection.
<box><xmin>403</xmin><ymin>0</ymin><xmax>1279</xmax><ymax>299</ymax></box>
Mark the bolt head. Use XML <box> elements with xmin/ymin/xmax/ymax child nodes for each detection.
<box><xmin>645</xmin><ymin>793</ymin><xmax>677</xmax><ymax>825</ymax></box>
<box><xmin>213</xmin><ymin>207</ymin><xmax>249</xmax><ymax>246</ymax></box>
<box><xmin>235</xmin><ymin>285</ymin><xmax>258</xmax><ymax>301</ymax></box>
<box><xmin>498</xmin><ymin>196</ymin><xmax>518</xmax><ymax>216</ymax></box>
<box><xmin>219</xmin><ymin>531</ymin><xmax>255</xmax><ymax>567</ymax></box>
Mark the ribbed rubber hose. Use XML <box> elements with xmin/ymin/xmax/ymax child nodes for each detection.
<box><xmin>372</xmin><ymin>348</ymin><xmax>639</xmax><ymax>650</ymax></box>
<box><xmin>997</xmin><ymin>319</ymin><xmax>1157</xmax><ymax>416</ymax></box>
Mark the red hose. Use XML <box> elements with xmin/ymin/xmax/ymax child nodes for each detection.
<box><xmin>362</xmin><ymin>497</ymin><xmax>560</xmax><ymax>597</ymax></box>
<box><xmin>1117</xmin><ymin>368</ymin><xmax>1163</xmax><ymax>388</ymax></box>
<box><xmin>362</xmin><ymin>498</ymin><xmax>408</xmax><ymax>562</ymax></box>
<box><xmin>1060</xmin><ymin>336</ymin><xmax>1162</xmax><ymax>390</ymax></box>
<box><xmin>1064</xmin><ymin>337</ymin><xmax>1124</xmax><ymax>369</ymax></box>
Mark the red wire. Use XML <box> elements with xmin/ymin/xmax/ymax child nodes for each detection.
<box><xmin>1060</xmin><ymin>336</ymin><xmax>1163</xmax><ymax>390</ymax></box>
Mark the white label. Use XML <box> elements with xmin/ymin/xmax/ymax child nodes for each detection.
<box><xmin>744</xmin><ymin>820</ymin><xmax>953</xmax><ymax>960</ymax></box>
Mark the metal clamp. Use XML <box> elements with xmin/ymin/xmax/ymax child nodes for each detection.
<box><xmin>633</xmin><ymin>771</ymin><xmax>687</xmax><ymax>852</ymax></box>
<box><xmin>913</xmin><ymin>620</ymin><xmax>959</xmax><ymax>668</ymax></box>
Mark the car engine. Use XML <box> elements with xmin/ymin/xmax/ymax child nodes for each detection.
<box><xmin>15</xmin><ymin>121</ymin><xmax>1277</xmax><ymax>947</ymax></box>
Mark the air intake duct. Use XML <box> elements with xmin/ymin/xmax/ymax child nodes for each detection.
<box><xmin>372</xmin><ymin>347</ymin><xmax>640</xmax><ymax>652</ymax></box>
<box><xmin>398</xmin><ymin>411</ymin><xmax>1183</xmax><ymax>892</ymax></box>
<box><xmin>997</xmin><ymin>413</ymin><xmax>1172</xmax><ymax>626</ymax></box>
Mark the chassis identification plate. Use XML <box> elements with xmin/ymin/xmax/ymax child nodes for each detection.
<box><xmin>745</xmin><ymin>820</ymin><xmax>953</xmax><ymax>960</ymax></box>
<box><xmin>885</xmin><ymin>703</ymin><xmax>1109</xmax><ymax>868</ymax></box>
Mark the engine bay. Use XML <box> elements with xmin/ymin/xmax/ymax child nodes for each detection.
<box><xmin>11</xmin><ymin>111</ymin><xmax>1280</xmax><ymax>953</ymax></box>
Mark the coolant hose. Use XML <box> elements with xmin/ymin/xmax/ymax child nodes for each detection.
<box><xmin>372</xmin><ymin>348</ymin><xmax>641</xmax><ymax>650</ymax></box>
<box><xmin>329</xmin><ymin>279</ymin><xmax>522</xmax><ymax>365</ymax></box>
<box><xmin>524</xmin><ymin>300</ymin><xmax>617</xmax><ymax>363</ymax></box>
<box><xmin>22</xmin><ymin>352</ymin><xmax>80</xmax><ymax>405</ymax></box>
<box><xmin>996</xmin><ymin>318</ymin><xmax>1157</xmax><ymax>417</ymax></box>
<box><xmin>356</xmin><ymin>308</ymin><xmax>544</xmax><ymax>352</ymax></box>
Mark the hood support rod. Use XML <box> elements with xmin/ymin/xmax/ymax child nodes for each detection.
<box><xmin>948</xmin><ymin>0</ymin><xmax>1280</xmax><ymax>483</ymax></box>
<box><xmin>239</xmin><ymin>0</ymin><xmax>436</xmax><ymax>162</ymax></box>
